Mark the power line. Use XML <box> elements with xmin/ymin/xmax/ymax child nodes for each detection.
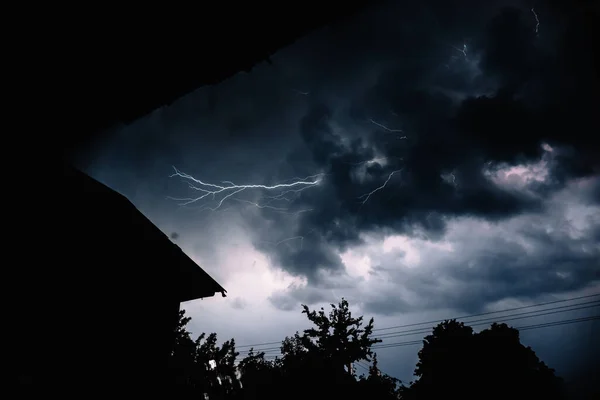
<box><xmin>354</xmin><ymin>361</ymin><xmax>370</xmax><ymax>373</ymax></box>
<box><xmin>236</xmin><ymin>294</ymin><xmax>600</xmax><ymax>349</ymax></box>
<box><xmin>250</xmin><ymin>318</ymin><xmax>600</xmax><ymax>384</ymax></box>
<box><xmin>238</xmin><ymin>300</ymin><xmax>596</xmax><ymax>354</ymax></box>
<box><xmin>370</xmin><ymin>316</ymin><xmax>599</xmax><ymax>351</ymax></box>
<box><xmin>239</xmin><ymin>346</ymin><xmax>280</xmax><ymax>355</ymax></box>
<box><xmin>238</xmin><ymin>340</ymin><xmax>283</xmax><ymax>349</ymax></box>
<box><xmin>377</xmin><ymin>300</ymin><xmax>599</xmax><ymax>335</ymax></box>
<box><xmin>251</xmin><ymin>315</ymin><xmax>600</xmax><ymax>357</ymax></box>
<box><xmin>374</xmin><ymin>301</ymin><xmax>599</xmax><ymax>341</ymax></box>
<box><xmin>372</xmin><ymin>293</ymin><xmax>600</xmax><ymax>332</ymax></box>
<box><xmin>248</xmin><ymin>315</ymin><xmax>600</xmax><ymax>359</ymax></box>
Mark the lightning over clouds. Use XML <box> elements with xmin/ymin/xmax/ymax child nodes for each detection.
<box><xmin>77</xmin><ymin>0</ymin><xmax>599</xmax><ymax>385</ymax></box>
<box><xmin>358</xmin><ymin>170</ymin><xmax>403</xmax><ymax>205</ymax></box>
<box><xmin>258</xmin><ymin>1</ymin><xmax>598</xmax><ymax>310</ymax></box>
<box><xmin>531</xmin><ymin>8</ymin><xmax>540</xmax><ymax>35</ymax></box>
<box><xmin>169</xmin><ymin>166</ymin><xmax>324</xmax><ymax>213</ymax></box>
<box><xmin>82</xmin><ymin>0</ymin><xmax>599</xmax><ymax>323</ymax></box>
<box><xmin>369</xmin><ymin>118</ymin><xmax>405</xmax><ymax>134</ymax></box>
<box><xmin>140</xmin><ymin>2</ymin><xmax>599</xmax><ymax>309</ymax></box>
<box><xmin>452</xmin><ymin>43</ymin><xmax>468</xmax><ymax>60</ymax></box>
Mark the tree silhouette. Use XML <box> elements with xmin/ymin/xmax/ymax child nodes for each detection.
<box><xmin>271</xmin><ymin>298</ymin><xmax>384</xmax><ymax>399</ymax></box>
<box><xmin>301</xmin><ymin>298</ymin><xmax>382</xmax><ymax>374</ymax></box>
<box><xmin>406</xmin><ymin>320</ymin><xmax>566</xmax><ymax>400</ymax></box>
<box><xmin>168</xmin><ymin>304</ymin><xmax>567</xmax><ymax>400</ymax></box>
<box><xmin>191</xmin><ymin>333</ymin><xmax>239</xmax><ymax>399</ymax></box>
<box><xmin>473</xmin><ymin>323</ymin><xmax>564</xmax><ymax>399</ymax></box>
<box><xmin>237</xmin><ymin>349</ymin><xmax>281</xmax><ymax>400</ymax></box>
<box><xmin>357</xmin><ymin>353</ymin><xmax>402</xmax><ymax>400</ymax></box>
<box><xmin>169</xmin><ymin>310</ymin><xmax>239</xmax><ymax>399</ymax></box>
<box><xmin>169</xmin><ymin>310</ymin><xmax>197</xmax><ymax>397</ymax></box>
<box><xmin>413</xmin><ymin>319</ymin><xmax>475</xmax><ymax>391</ymax></box>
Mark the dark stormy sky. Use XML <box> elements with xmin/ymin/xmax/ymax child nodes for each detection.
<box><xmin>78</xmin><ymin>0</ymin><xmax>599</xmax><ymax>384</ymax></box>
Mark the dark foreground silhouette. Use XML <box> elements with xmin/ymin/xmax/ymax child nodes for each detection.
<box><xmin>169</xmin><ymin>299</ymin><xmax>567</xmax><ymax>400</ymax></box>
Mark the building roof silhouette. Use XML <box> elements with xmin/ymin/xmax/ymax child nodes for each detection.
<box><xmin>64</xmin><ymin>162</ymin><xmax>226</xmax><ymax>302</ymax></box>
<box><xmin>59</xmin><ymin>2</ymin><xmax>374</xmax><ymax>159</ymax></box>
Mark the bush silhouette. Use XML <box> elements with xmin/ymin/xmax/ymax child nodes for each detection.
<box><xmin>169</xmin><ymin>304</ymin><xmax>566</xmax><ymax>400</ymax></box>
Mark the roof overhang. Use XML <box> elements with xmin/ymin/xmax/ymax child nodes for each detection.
<box><xmin>59</xmin><ymin>1</ymin><xmax>377</xmax><ymax>159</ymax></box>
<box><xmin>64</xmin><ymin>163</ymin><xmax>226</xmax><ymax>303</ymax></box>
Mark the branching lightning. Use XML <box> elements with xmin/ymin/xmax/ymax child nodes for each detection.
<box><xmin>263</xmin><ymin>227</ymin><xmax>319</xmax><ymax>252</ymax></box>
<box><xmin>260</xmin><ymin>185</ymin><xmax>317</xmax><ymax>203</ymax></box>
<box><xmin>260</xmin><ymin>235</ymin><xmax>306</xmax><ymax>251</ymax></box>
<box><xmin>233</xmin><ymin>199</ymin><xmax>313</xmax><ymax>215</ymax></box>
<box><xmin>531</xmin><ymin>8</ymin><xmax>540</xmax><ymax>35</ymax></box>
<box><xmin>452</xmin><ymin>43</ymin><xmax>468</xmax><ymax>60</ymax></box>
<box><xmin>357</xmin><ymin>169</ymin><xmax>402</xmax><ymax>205</ymax></box>
<box><xmin>275</xmin><ymin>236</ymin><xmax>305</xmax><ymax>250</ymax></box>
<box><xmin>168</xmin><ymin>167</ymin><xmax>324</xmax><ymax>213</ymax></box>
<box><xmin>369</xmin><ymin>118</ymin><xmax>406</xmax><ymax>137</ymax></box>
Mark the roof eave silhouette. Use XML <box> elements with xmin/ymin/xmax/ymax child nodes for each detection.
<box><xmin>64</xmin><ymin>162</ymin><xmax>226</xmax><ymax>302</ymax></box>
<box><xmin>60</xmin><ymin>2</ymin><xmax>377</xmax><ymax>159</ymax></box>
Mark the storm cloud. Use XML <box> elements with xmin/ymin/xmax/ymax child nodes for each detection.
<box><xmin>77</xmin><ymin>0</ymin><xmax>599</xmax><ymax>385</ymax></box>
<box><xmin>268</xmin><ymin>175</ymin><xmax>599</xmax><ymax>312</ymax></box>
<box><xmin>237</xmin><ymin>0</ymin><xmax>600</xmax><ymax>302</ymax></box>
<box><xmin>80</xmin><ymin>0</ymin><xmax>598</xmax><ymax>313</ymax></box>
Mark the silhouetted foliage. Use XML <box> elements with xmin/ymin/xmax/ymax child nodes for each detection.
<box><xmin>404</xmin><ymin>320</ymin><xmax>566</xmax><ymax>400</ymax></box>
<box><xmin>169</xmin><ymin>306</ymin><xmax>565</xmax><ymax>400</ymax></box>
<box><xmin>237</xmin><ymin>349</ymin><xmax>281</xmax><ymax>400</ymax></box>
<box><xmin>301</xmin><ymin>298</ymin><xmax>381</xmax><ymax>372</ymax></box>
<box><xmin>357</xmin><ymin>354</ymin><xmax>403</xmax><ymax>400</ymax></box>
<box><xmin>278</xmin><ymin>298</ymin><xmax>383</xmax><ymax>399</ymax></box>
<box><xmin>169</xmin><ymin>310</ymin><xmax>240</xmax><ymax>399</ymax></box>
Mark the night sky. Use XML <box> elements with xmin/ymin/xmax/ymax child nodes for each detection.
<box><xmin>77</xmin><ymin>0</ymin><xmax>599</xmax><ymax>384</ymax></box>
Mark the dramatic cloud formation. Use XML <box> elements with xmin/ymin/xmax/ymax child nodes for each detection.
<box><xmin>78</xmin><ymin>0</ymin><xmax>598</xmax><ymax>383</ymax></box>
<box><xmin>236</xmin><ymin>0</ymin><xmax>599</xmax><ymax>310</ymax></box>
<box><xmin>270</xmin><ymin>176</ymin><xmax>600</xmax><ymax>314</ymax></box>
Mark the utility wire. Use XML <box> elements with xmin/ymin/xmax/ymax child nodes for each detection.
<box><xmin>370</xmin><ymin>316</ymin><xmax>599</xmax><ymax>350</ymax></box>
<box><xmin>237</xmin><ymin>294</ymin><xmax>599</xmax><ymax>350</ymax></box>
<box><xmin>372</xmin><ymin>293</ymin><xmax>600</xmax><ymax>332</ymax></box>
<box><xmin>241</xmin><ymin>305</ymin><xmax>598</xmax><ymax>355</ymax></box>
<box><xmin>375</xmin><ymin>301</ymin><xmax>599</xmax><ymax>340</ymax></box>
<box><xmin>354</xmin><ymin>361</ymin><xmax>370</xmax><ymax>373</ymax></box>
<box><xmin>254</xmin><ymin>315</ymin><xmax>599</xmax><ymax>358</ymax></box>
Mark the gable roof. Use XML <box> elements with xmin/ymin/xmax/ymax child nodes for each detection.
<box><xmin>63</xmin><ymin>162</ymin><xmax>226</xmax><ymax>302</ymax></box>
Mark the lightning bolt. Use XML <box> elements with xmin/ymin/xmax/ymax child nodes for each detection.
<box><xmin>259</xmin><ymin>228</ymin><xmax>318</xmax><ymax>253</ymax></box>
<box><xmin>357</xmin><ymin>169</ymin><xmax>402</xmax><ymax>205</ymax></box>
<box><xmin>369</xmin><ymin>118</ymin><xmax>406</xmax><ymax>136</ymax></box>
<box><xmin>276</xmin><ymin>236</ymin><xmax>304</xmax><ymax>250</ymax></box>
<box><xmin>233</xmin><ymin>199</ymin><xmax>313</xmax><ymax>215</ymax></box>
<box><xmin>531</xmin><ymin>8</ymin><xmax>540</xmax><ymax>35</ymax></box>
<box><xmin>261</xmin><ymin>185</ymin><xmax>317</xmax><ymax>203</ymax></box>
<box><xmin>260</xmin><ymin>236</ymin><xmax>305</xmax><ymax>251</ymax></box>
<box><xmin>168</xmin><ymin>167</ymin><xmax>324</xmax><ymax>211</ymax></box>
<box><xmin>452</xmin><ymin>43</ymin><xmax>468</xmax><ymax>60</ymax></box>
